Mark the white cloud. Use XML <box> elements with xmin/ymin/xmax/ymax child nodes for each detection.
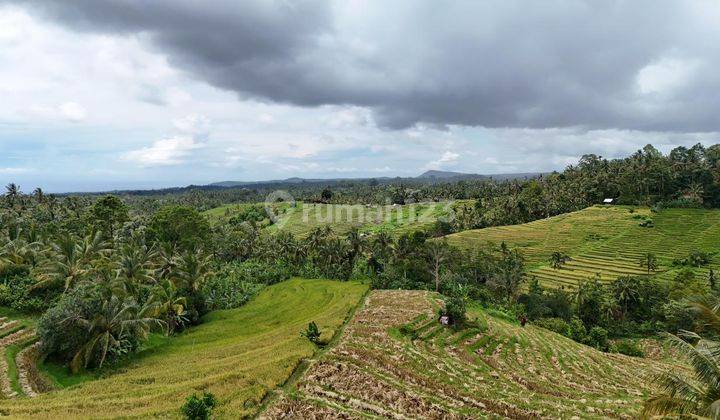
<box><xmin>425</xmin><ymin>150</ymin><xmax>460</xmax><ymax>170</ymax></box>
<box><xmin>637</xmin><ymin>57</ymin><xmax>699</xmax><ymax>95</ymax></box>
<box><xmin>172</xmin><ymin>114</ymin><xmax>211</xmax><ymax>137</ymax></box>
<box><xmin>121</xmin><ymin>137</ymin><xmax>204</xmax><ymax>166</ymax></box>
<box><xmin>0</xmin><ymin>167</ymin><xmax>29</xmax><ymax>174</ymax></box>
<box><xmin>58</xmin><ymin>102</ymin><xmax>86</xmax><ymax>122</ymax></box>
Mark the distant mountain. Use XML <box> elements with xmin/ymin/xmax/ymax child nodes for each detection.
<box><xmin>209</xmin><ymin>171</ymin><xmax>543</xmax><ymax>188</ymax></box>
<box><xmin>417</xmin><ymin>170</ymin><xmax>483</xmax><ymax>179</ymax></box>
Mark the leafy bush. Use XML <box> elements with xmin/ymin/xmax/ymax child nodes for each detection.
<box><xmin>181</xmin><ymin>391</ymin><xmax>216</xmax><ymax>420</ymax></box>
<box><xmin>534</xmin><ymin>317</ymin><xmax>571</xmax><ymax>336</ymax></box>
<box><xmin>37</xmin><ymin>284</ymin><xmax>102</xmax><ymax>363</ymax></box>
<box><xmin>443</xmin><ymin>295</ymin><xmax>467</xmax><ymax>326</ymax></box>
<box><xmin>638</xmin><ymin>217</ymin><xmax>654</xmax><ymax>228</ymax></box>
<box><xmin>203</xmin><ymin>279</ymin><xmax>264</xmax><ymax>311</ymax></box>
<box><xmin>203</xmin><ymin>260</ymin><xmax>292</xmax><ymax>310</ymax></box>
<box><xmin>614</xmin><ymin>339</ymin><xmax>644</xmax><ymax>357</ymax></box>
<box><xmin>585</xmin><ymin>326</ymin><xmax>609</xmax><ymax>351</ymax></box>
<box><xmin>673</xmin><ymin>250</ymin><xmax>712</xmax><ymax>267</ymax></box>
<box><xmin>228</xmin><ymin>205</ymin><xmax>267</xmax><ymax>225</ymax></box>
<box><xmin>301</xmin><ymin>321</ymin><xmax>321</xmax><ymax>345</ymax></box>
<box><xmin>569</xmin><ymin>317</ymin><xmax>587</xmax><ymax>342</ymax></box>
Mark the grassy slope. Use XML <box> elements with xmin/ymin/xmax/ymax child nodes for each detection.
<box><xmin>445</xmin><ymin>205</ymin><xmax>720</xmax><ymax>288</ymax></box>
<box><xmin>264</xmin><ymin>290</ymin><xmax>683</xmax><ymax>418</ymax></box>
<box><xmin>206</xmin><ymin>201</ymin><xmax>457</xmax><ymax>237</ymax></box>
<box><xmin>0</xmin><ymin>279</ymin><xmax>367</xmax><ymax>418</ymax></box>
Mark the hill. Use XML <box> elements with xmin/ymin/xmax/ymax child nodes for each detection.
<box><xmin>417</xmin><ymin>169</ymin><xmax>485</xmax><ymax>179</ymax></box>
<box><xmin>0</xmin><ymin>279</ymin><xmax>367</xmax><ymax>418</ymax></box>
<box><xmin>445</xmin><ymin>205</ymin><xmax>720</xmax><ymax>289</ymax></box>
<box><xmin>264</xmin><ymin>289</ymin><xmax>680</xmax><ymax>418</ymax></box>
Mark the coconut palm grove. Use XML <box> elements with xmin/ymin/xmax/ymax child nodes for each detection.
<box><xmin>3</xmin><ymin>1</ymin><xmax>720</xmax><ymax>418</ymax></box>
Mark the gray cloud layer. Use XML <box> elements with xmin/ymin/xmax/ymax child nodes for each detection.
<box><xmin>10</xmin><ymin>0</ymin><xmax>720</xmax><ymax>131</ymax></box>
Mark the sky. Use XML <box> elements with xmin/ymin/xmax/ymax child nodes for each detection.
<box><xmin>1</xmin><ymin>1</ymin><xmax>720</xmax><ymax>192</ymax></box>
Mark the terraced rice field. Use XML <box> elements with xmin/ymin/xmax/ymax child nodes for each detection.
<box><xmin>0</xmin><ymin>279</ymin><xmax>367</xmax><ymax>418</ymax></box>
<box><xmin>0</xmin><ymin>312</ymin><xmax>45</xmax><ymax>401</ymax></box>
<box><xmin>446</xmin><ymin>206</ymin><xmax>720</xmax><ymax>289</ymax></box>
<box><xmin>264</xmin><ymin>289</ymin><xmax>679</xmax><ymax>418</ymax></box>
<box><xmin>206</xmin><ymin>201</ymin><xmax>457</xmax><ymax>237</ymax></box>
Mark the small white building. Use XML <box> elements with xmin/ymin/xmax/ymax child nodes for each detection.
<box><xmin>602</xmin><ymin>198</ymin><xmax>614</xmax><ymax>204</ymax></box>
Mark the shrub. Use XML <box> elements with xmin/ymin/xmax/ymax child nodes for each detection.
<box><xmin>301</xmin><ymin>321</ymin><xmax>321</xmax><ymax>345</ymax></box>
<box><xmin>37</xmin><ymin>284</ymin><xmax>102</xmax><ymax>362</ymax></box>
<box><xmin>585</xmin><ymin>326</ymin><xmax>609</xmax><ymax>351</ymax></box>
<box><xmin>0</xmin><ymin>275</ymin><xmax>50</xmax><ymax>313</ymax></box>
<box><xmin>614</xmin><ymin>339</ymin><xmax>644</xmax><ymax>357</ymax></box>
<box><xmin>672</xmin><ymin>250</ymin><xmax>712</xmax><ymax>267</ymax></box>
<box><xmin>181</xmin><ymin>392</ymin><xmax>216</xmax><ymax>420</ymax></box>
<box><xmin>638</xmin><ymin>217</ymin><xmax>654</xmax><ymax>228</ymax></box>
<box><xmin>443</xmin><ymin>296</ymin><xmax>467</xmax><ymax>326</ymax></box>
<box><xmin>534</xmin><ymin>317</ymin><xmax>571</xmax><ymax>337</ymax></box>
<box><xmin>569</xmin><ymin>317</ymin><xmax>587</xmax><ymax>342</ymax></box>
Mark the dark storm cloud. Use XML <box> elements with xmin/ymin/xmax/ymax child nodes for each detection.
<box><xmin>9</xmin><ymin>0</ymin><xmax>720</xmax><ymax>131</ymax></box>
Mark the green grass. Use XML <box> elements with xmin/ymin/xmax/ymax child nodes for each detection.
<box><xmin>205</xmin><ymin>201</ymin><xmax>459</xmax><ymax>238</ymax></box>
<box><xmin>265</xmin><ymin>289</ymin><xmax>682</xmax><ymax>418</ymax></box>
<box><xmin>0</xmin><ymin>278</ymin><xmax>368</xmax><ymax>418</ymax></box>
<box><xmin>445</xmin><ymin>205</ymin><xmax>720</xmax><ymax>288</ymax></box>
<box><xmin>5</xmin><ymin>337</ymin><xmax>37</xmax><ymax>395</ymax></box>
<box><xmin>39</xmin><ymin>334</ymin><xmax>172</xmax><ymax>389</ymax></box>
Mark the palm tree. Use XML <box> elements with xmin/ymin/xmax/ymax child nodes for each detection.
<box><xmin>35</xmin><ymin>234</ymin><xmax>88</xmax><ymax>291</ymax></box>
<box><xmin>639</xmin><ymin>252</ymin><xmax>658</xmax><ymax>274</ymax></box>
<box><xmin>4</xmin><ymin>183</ymin><xmax>20</xmax><ymax>210</ymax></box>
<box><xmin>173</xmin><ymin>250</ymin><xmax>212</xmax><ymax>293</ymax></box>
<box><xmin>147</xmin><ymin>280</ymin><xmax>187</xmax><ymax>334</ymax></box>
<box><xmin>66</xmin><ymin>294</ymin><xmax>163</xmax><ymax>373</ymax></box>
<box><xmin>612</xmin><ymin>275</ymin><xmax>640</xmax><ymax>319</ymax></box>
<box><xmin>643</xmin><ymin>300</ymin><xmax>720</xmax><ymax>417</ymax></box>
<box><xmin>115</xmin><ymin>236</ymin><xmax>157</xmax><ymax>286</ymax></box>
<box><xmin>33</xmin><ymin>187</ymin><xmax>45</xmax><ymax>204</ymax></box>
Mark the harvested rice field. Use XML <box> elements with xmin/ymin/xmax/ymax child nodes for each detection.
<box><xmin>263</xmin><ymin>289</ymin><xmax>681</xmax><ymax>418</ymax></box>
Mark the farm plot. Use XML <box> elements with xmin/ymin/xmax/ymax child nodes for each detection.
<box><xmin>0</xmin><ymin>312</ymin><xmax>46</xmax><ymax>400</ymax></box>
<box><xmin>269</xmin><ymin>202</ymin><xmax>456</xmax><ymax>237</ymax></box>
<box><xmin>206</xmin><ymin>201</ymin><xmax>456</xmax><ymax>237</ymax></box>
<box><xmin>446</xmin><ymin>206</ymin><xmax>720</xmax><ymax>289</ymax></box>
<box><xmin>0</xmin><ymin>279</ymin><xmax>367</xmax><ymax>418</ymax></box>
<box><xmin>263</xmin><ymin>289</ymin><xmax>677</xmax><ymax>418</ymax></box>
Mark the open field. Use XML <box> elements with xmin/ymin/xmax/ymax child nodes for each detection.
<box><xmin>206</xmin><ymin>201</ymin><xmax>458</xmax><ymax>237</ymax></box>
<box><xmin>0</xmin><ymin>279</ymin><xmax>367</xmax><ymax>418</ymax></box>
<box><xmin>445</xmin><ymin>206</ymin><xmax>720</xmax><ymax>289</ymax></box>
<box><xmin>264</xmin><ymin>289</ymin><xmax>680</xmax><ymax>418</ymax></box>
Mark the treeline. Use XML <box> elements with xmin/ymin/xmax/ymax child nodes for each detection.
<box><xmin>120</xmin><ymin>142</ymin><xmax>720</xmax><ymax>230</ymax></box>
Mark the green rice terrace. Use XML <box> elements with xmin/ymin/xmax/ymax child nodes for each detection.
<box><xmin>445</xmin><ymin>205</ymin><xmax>720</xmax><ymax>289</ymax></box>
<box><xmin>205</xmin><ymin>201</ymin><xmax>457</xmax><ymax>237</ymax></box>
<box><xmin>0</xmin><ymin>279</ymin><xmax>367</xmax><ymax>418</ymax></box>
<box><xmin>264</xmin><ymin>289</ymin><xmax>682</xmax><ymax>418</ymax></box>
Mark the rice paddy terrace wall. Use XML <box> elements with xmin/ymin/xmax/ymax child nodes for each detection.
<box><xmin>263</xmin><ymin>289</ymin><xmax>681</xmax><ymax>418</ymax></box>
<box><xmin>0</xmin><ymin>279</ymin><xmax>367</xmax><ymax>418</ymax></box>
<box><xmin>446</xmin><ymin>206</ymin><xmax>720</xmax><ymax>289</ymax></box>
